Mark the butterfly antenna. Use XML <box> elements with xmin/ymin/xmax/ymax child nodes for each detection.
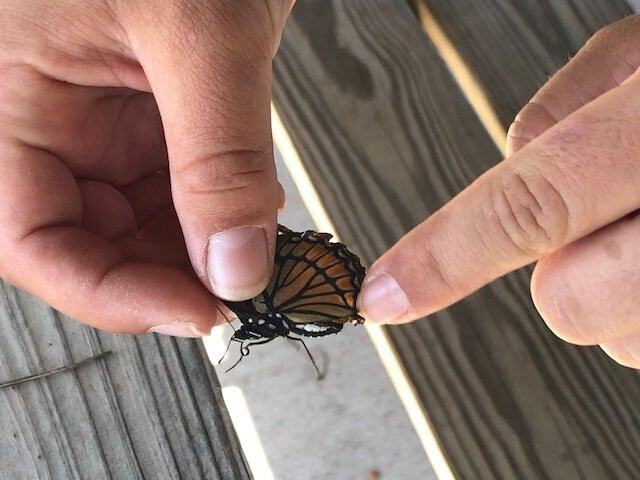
<box><xmin>217</xmin><ymin>306</ymin><xmax>237</xmax><ymax>364</ymax></box>
<box><xmin>217</xmin><ymin>305</ymin><xmax>236</xmax><ymax>332</ymax></box>
<box><xmin>287</xmin><ymin>336</ymin><xmax>324</xmax><ymax>380</ymax></box>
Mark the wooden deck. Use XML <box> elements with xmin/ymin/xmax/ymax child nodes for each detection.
<box><xmin>0</xmin><ymin>285</ymin><xmax>249</xmax><ymax>479</ymax></box>
<box><xmin>2</xmin><ymin>1</ymin><xmax>640</xmax><ymax>479</ymax></box>
<box><xmin>272</xmin><ymin>0</ymin><xmax>640</xmax><ymax>479</ymax></box>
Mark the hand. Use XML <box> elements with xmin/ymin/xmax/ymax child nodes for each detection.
<box><xmin>0</xmin><ymin>0</ymin><xmax>293</xmax><ymax>336</ymax></box>
<box><xmin>358</xmin><ymin>15</ymin><xmax>640</xmax><ymax>368</ymax></box>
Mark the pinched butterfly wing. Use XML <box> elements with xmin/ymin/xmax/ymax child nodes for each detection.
<box><xmin>254</xmin><ymin>225</ymin><xmax>365</xmax><ymax>330</ymax></box>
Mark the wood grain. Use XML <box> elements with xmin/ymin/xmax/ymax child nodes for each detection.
<box><xmin>273</xmin><ymin>1</ymin><xmax>640</xmax><ymax>478</ymax></box>
<box><xmin>0</xmin><ymin>281</ymin><xmax>249</xmax><ymax>480</ymax></box>
<box><xmin>416</xmin><ymin>0</ymin><xmax>632</xmax><ymax>125</ymax></box>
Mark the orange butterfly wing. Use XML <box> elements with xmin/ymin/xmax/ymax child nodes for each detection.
<box><xmin>257</xmin><ymin>226</ymin><xmax>365</xmax><ymax>325</ymax></box>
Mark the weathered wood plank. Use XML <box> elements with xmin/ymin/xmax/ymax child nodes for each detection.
<box><xmin>0</xmin><ymin>281</ymin><xmax>249</xmax><ymax>480</ymax></box>
<box><xmin>272</xmin><ymin>1</ymin><xmax>640</xmax><ymax>478</ymax></box>
<box><xmin>416</xmin><ymin>0</ymin><xmax>632</xmax><ymax>125</ymax></box>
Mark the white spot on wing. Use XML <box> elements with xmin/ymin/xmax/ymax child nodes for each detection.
<box><xmin>301</xmin><ymin>324</ymin><xmax>330</xmax><ymax>333</ymax></box>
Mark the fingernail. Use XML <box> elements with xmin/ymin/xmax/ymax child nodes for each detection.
<box><xmin>148</xmin><ymin>323</ymin><xmax>208</xmax><ymax>338</ymax></box>
<box><xmin>207</xmin><ymin>226</ymin><xmax>269</xmax><ymax>301</ymax></box>
<box><xmin>358</xmin><ymin>274</ymin><xmax>410</xmax><ymax>323</ymax></box>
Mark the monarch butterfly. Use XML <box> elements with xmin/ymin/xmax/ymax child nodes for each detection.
<box><xmin>220</xmin><ymin>225</ymin><xmax>366</xmax><ymax>376</ymax></box>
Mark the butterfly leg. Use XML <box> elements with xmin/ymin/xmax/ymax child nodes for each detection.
<box><xmin>217</xmin><ymin>307</ymin><xmax>240</xmax><ymax>364</ymax></box>
<box><xmin>218</xmin><ymin>335</ymin><xmax>240</xmax><ymax>364</ymax></box>
<box><xmin>286</xmin><ymin>335</ymin><xmax>324</xmax><ymax>380</ymax></box>
<box><xmin>223</xmin><ymin>337</ymin><xmax>276</xmax><ymax>373</ymax></box>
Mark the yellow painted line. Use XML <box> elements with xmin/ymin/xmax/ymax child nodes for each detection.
<box><xmin>272</xmin><ymin>105</ymin><xmax>456</xmax><ymax>480</ymax></box>
<box><xmin>412</xmin><ymin>0</ymin><xmax>507</xmax><ymax>154</ymax></box>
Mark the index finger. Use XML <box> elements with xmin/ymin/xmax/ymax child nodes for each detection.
<box><xmin>358</xmin><ymin>71</ymin><xmax>640</xmax><ymax>324</ymax></box>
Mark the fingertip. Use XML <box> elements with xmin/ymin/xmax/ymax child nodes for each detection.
<box><xmin>357</xmin><ymin>272</ymin><xmax>411</xmax><ymax>324</ymax></box>
<box><xmin>506</xmin><ymin>102</ymin><xmax>558</xmax><ymax>157</ymax></box>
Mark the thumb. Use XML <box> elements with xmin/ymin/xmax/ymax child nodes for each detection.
<box><xmin>122</xmin><ymin>1</ymin><xmax>284</xmax><ymax>300</ymax></box>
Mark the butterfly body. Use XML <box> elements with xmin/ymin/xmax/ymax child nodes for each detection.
<box><xmin>221</xmin><ymin>225</ymin><xmax>365</xmax><ymax>372</ymax></box>
<box><xmin>225</xmin><ymin>299</ymin><xmax>346</xmax><ymax>341</ymax></box>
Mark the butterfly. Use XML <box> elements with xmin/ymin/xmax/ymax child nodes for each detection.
<box><xmin>220</xmin><ymin>224</ymin><xmax>366</xmax><ymax>377</ymax></box>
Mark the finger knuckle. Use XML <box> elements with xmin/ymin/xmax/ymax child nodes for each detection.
<box><xmin>397</xmin><ymin>223</ymin><xmax>465</xmax><ymax>309</ymax></box>
<box><xmin>417</xmin><ymin>244</ymin><xmax>457</xmax><ymax>297</ymax></box>
<box><xmin>587</xmin><ymin>17</ymin><xmax>640</xmax><ymax>58</ymax></box>
<box><xmin>589</xmin><ymin>21</ymin><xmax>625</xmax><ymax>48</ymax></box>
<box><xmin>489</xmin><ymin>170</ymin><xmax>569</xmax><ymax>257</ymax></box>
<box><xmin>589</xmin><ymin>15</ymin><xmax>640</xmax><ymax>46</ymax></box>
<box><xmin>176</xmin><ymin>148</ymin><xmax>274</xmax><ymax>198</ymax></box>
<box><xmin>581</xmin><ymin>17</ymin><xmax>640</xmax><ymax>84</ymax></box>
<box><xmin>182</xmin><ymin>0</ymin><xmax>277</xmax><ymax>60</ymax></box>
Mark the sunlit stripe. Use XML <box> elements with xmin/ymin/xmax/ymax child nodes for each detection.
<box><xmin>412</xmin><ymin>0</ymin><xmax>507</xmax><ymax>154</ymax></box>
<box><xmin>271</xmin><ymin>105</ymin><xmax>456</xmax><ymax>480</ymax></box>
<box><xmin>222</xmin><ymin>386</ymin><xmax>275</xmax><ymax>480</ymax></box>
<box><xmin>366</xmin><ymin>324</ymin><xmax>455</xmax><ymax>480</ymax></box>
<box><xmin>270</xmin><ymin>108</ymin><xmax>335</xmax><ymax>234</ymax></box>
<box><xmin>203</xmin><ymin>335</ymin><xmax>274</xmax><ymax>479</ymax></box>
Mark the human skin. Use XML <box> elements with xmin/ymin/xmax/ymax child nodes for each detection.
<box><xmin>358</xmin><ymin>15</ymin><xmax>640</xmax><ymax>368</ymax></box>
<box><xmin>0</xmin><ymin>0</ymin><xmax>293</xmax><ymax>337</ymax></box>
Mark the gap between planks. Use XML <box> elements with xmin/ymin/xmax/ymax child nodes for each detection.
<box><xmin>411</xmin><ymin>0</ymin><xmax>507</xmax><ymax>154</ymax></box>
<box><xmin>271</xmin><ymin>107</ymin><xmax>455</xmax><ymax>480</ymax></box>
